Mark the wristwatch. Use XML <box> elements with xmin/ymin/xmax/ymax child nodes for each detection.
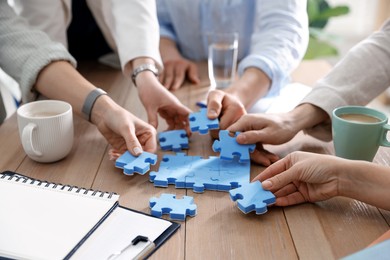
<box><xmin>131</xmin><ymin>63</ymin><xmax>159</xmax><ymax>87</ymax></box>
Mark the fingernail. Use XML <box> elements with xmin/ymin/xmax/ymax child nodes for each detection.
<box><xmin>237</xmin><ymin>134</ymin><xmax>246</xmax><ymax>143</ymax></box>
<box><xmin>262</xmin><ymin>180</ymin><xmax>272</xmax><ymax>189</ymax></box>
<box><xmin>209</xmin><ymin>109</ymin><xmax>218</xmax><ymax>117</ymax></box>
<box><xmin>133</xmin><ymin>147</ymin><xmax>142</xmax><ymax>155</ymax></box>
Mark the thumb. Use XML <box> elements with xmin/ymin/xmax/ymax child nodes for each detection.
<box><xmin>261</xmin><ymin>167</ymin><xmax>296</xmax><ymax>192</ymax></box>
<box><xmin>125</xmin><ymin>133</ymin><xmax>143</xmax><ymax>156</ymax></box>
<box><xmin>236</xmin><ymin>130</ymin><xmax>267</xmax><ymax>145</ymax></box>
<box><xmin>207</xmin><ymin>90</ymin><xmax>224</xmax><ymax>119</ymax></box>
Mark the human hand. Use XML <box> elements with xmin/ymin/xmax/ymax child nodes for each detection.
<box><xmin>253</xmin><ymin>151</ymin><xmax>342</xmax><ymax>206</ymax></box>
<box><xmin>227</xmin><ymin>113</ymin><xmax>301</xmax><ymax>146</ymax></box>
<box><xmin>159</xmin><ymin>57</ymin><xmax>200</xmax><ymax>90</ymax></box>
<box><xmin>91</xmin><ymin>95</ymin><xmax>157</xmax><ymax>157</ymax></box>
<box><xmin>137</xmin><ymin>73</ymin><xmax>191</xmax><ymax>130</ymax></box>
<box><xmin>207</xmin><ymin>89</ymin><xmax>246</xmax><ymax>131</ymax></box>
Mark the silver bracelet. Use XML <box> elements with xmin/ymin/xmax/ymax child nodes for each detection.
<box><xmin>82</xmin><ymin>88</ymin><xmax>107</xmax><ymax>122</ymax></box>
<box><xmin>131</xmin><ymin>63</ymin><xmax>159</xmax><ymax>87</ymax></box>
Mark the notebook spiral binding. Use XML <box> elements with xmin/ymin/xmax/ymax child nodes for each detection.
<box><xmin>0</xmin><ymin>172</ymin><xmax>117</xmax><ymax>199</ymax></box>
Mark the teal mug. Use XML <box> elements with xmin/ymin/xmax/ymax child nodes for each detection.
<box><xmin>332</xmin><ymin>106</ymin><xmax>390</xmax><ymax>161</ymax></box>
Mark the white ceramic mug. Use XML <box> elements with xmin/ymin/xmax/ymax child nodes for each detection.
<box><xmin>17</xmin><ymin>100</ymin><xmax>74</xmax><ymax>163</ymax></box>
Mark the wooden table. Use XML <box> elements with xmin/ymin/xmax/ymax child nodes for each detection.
<box><xmin>1</xmin><ymin>60</ymin><xmax>389</xmax><ymax>259</ymax></box>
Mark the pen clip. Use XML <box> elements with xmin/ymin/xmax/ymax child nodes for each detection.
<box><xmin>107</xmin><ymin>235</ymin><xmax>153</xmax><ymax>260</ymax></box>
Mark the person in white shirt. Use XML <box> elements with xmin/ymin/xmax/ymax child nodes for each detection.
<box><xmin>13</xmin><ymin>0</ymin><xmax>191</xmax><ymax>130</ymax></box>
<box><xmin>0</xmin><ymin>1</ymin><xmax>157</xmax><ymax>156</ymax></box>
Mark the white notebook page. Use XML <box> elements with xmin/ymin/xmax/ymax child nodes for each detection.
<box><xmin>0</xmin><ymin>176</ymin><xmax>118</xmax><ymax>260</ymax></box>
<box><xmin>72</xmin><ymin>207</ymin><xmax>173</xmax><ymax>259</ymax></box>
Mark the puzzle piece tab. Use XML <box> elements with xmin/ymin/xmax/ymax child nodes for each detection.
<box><xmin>229</xmin><ymin>181</ymin><xmax>275</xmax><ymax>214</ymax></box>
<box><xmin>189</xmin><ymin>108</ymin><xmax>219</xmax><ymax>134</ymax></box>
<box><xmin>115</xmin><ymin>151</ymin><xmax>157</xmax><ymax>175</ymax></box>
<box><xmin>212</xmin><ymin>130</ymin><xmax>255</xmax><ymax>163</ymax></box>
<box><xmin>149</xmin><ymin>193</ymin><xmax>197</xmax><ymax>221</ymax></box>
<box><xmin>158</xmin><ymin>130</ymin><xmax>189</xmax><ymax>152</ymax></box>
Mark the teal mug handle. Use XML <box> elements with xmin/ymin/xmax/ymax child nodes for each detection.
<box><xmin>381</xmin><ymin>124</ymin><xmax>390</xmax><ymax>147</ymax></box>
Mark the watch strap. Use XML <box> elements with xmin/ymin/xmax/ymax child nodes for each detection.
<box><xmin>82</xmin><ymin>88</ymin><xmax>107</xmax><ymax>122</ymax></box>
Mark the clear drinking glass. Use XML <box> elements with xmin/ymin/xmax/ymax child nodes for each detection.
<box><xmin>207</xmin><ymin>32</ymin><xmax>238</xmax><ymax>89</ymax></box>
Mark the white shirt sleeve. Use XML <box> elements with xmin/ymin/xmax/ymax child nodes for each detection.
<box><xmin>300</xmin><ymin>19</ymin><xmax>390</xmax><ymax>141</ymax></box>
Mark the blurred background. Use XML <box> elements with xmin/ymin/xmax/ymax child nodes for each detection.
<box><xmin>2</xmin><ymin>0</ymin><xmax>390</xmax><ymax>118</ymax></box>
<box><xmin>308</xmin><ymin>0</ymin><xmax>388</xmax><ymax>64</ymax></box>
<box><xmin>310</xmin><ymin>0</ymin><xmax>390</xmax><ymax>113</ymax></box>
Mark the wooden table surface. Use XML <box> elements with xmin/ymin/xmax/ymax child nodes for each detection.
<box><xmin>1</xmin><ymin>60</ymin><xmax>389</xmax><ymax>260</ymax></box>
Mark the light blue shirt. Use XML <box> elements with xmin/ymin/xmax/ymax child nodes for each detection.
<box><xmin>157</xmin><ymin>0</ymin><xmax>309</xmax><ymax>97</ymax></box>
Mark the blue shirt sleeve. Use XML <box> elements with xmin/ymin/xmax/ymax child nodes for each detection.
<box><xmin>156</xmin><ymin>0</ymin><xmax>178</xmax><ymax>42</ymax></box>
<box><xmin>238</xmin><ymin>0</ymin><xmax>309</xmax><ymax>97</ymax></box>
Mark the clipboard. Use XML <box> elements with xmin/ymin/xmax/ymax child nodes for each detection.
<box><xmin>0</xmin><ymin>170</ymin><xmax>180</xmax><ymax>260</ymax></box>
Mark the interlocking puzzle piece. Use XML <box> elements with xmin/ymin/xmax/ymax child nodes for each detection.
<box><xmin>149</xmin><ymin>153</ymin><xmax>202</xmax><ymax>187</ymax></box>
<box><xmin>149</xmin><ymin>193</ymin><xmax>197</xmax><ymax>221</ymax></box>
<box><xmin>189</xmin><ymin>108</ymin><xmax>219</xmax><ymax>134</ymax></box>
<box><xmin>149</xmin><ymin>153</ymin><xmax>250</xmax><ymax>193</ymax></box>
<box><xmin>229</xmin><ymin>181</ymin><xmax>275</xmax><ymax>214</ymax></box>
<box><xmin>207</xmin><ymin>158</ymin><xmax>250</xmax><ymax>192</ymax></box>
<box><xmin>115</xmin><ymin>151</ymin><xmax>157</xmax><ymax>175</ymax></box>
<box><xmin>212</xmin><ymin>130</ymin><xmax>255</xmax><ymax>163</ymax></box>
<box><xmin>158</xmin><ymin>130</ymin><xmax>189</xmax><ymax>151</ymax></box>
<box><xmin>185</xmin><ymin>167</ymin><xmax>219</xmax><ymax>193</ymax></box>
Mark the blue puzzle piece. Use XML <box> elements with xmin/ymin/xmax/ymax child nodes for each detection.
<box><xmin>212</xmin><ymin>130</ymin><xmax>255</xmax><ymax>163</ymax></box>
<box><xmin>149</xmin><ymin>153</ymin><xmax>202</xmax><ymax>187</ymax></box>
<box><xmin>217</xmin><ymin>159</ymin><xmax>250</xmax><ymax>190</ymax></box>
<box><xmin>185</xmin><ymin>168</ymin><xmax>219</xmax><ymax>193</ymax></box>
<box><xmin>115</xmin><ymin>151</ymin><xmax>157</xmax><ymax>175</ymax></box>
<box><xmin>229</xmin><ymin>181</ymin><xmax>275</xmax><ymax>214</ymax></box>
<box><xmin>149</xmin><ymin>193</ymin><xmax>197</xmax><ymax>221</ymax></box>
<box><xmin>158</xmin><ymin>130</ymin><xmax>189</xmax><ymax>151</ymax></box>
<box><xmin>149</xmin><ymin>153</ymin><xmax>250</xmax><ymax>193</ymax></box>
<box><xmin>189</xmin><ymin>108</ymin><xmax>219</xmax><ymax>134</ymax></box>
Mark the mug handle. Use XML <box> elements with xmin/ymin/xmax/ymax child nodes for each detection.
<box><xmin>22</xmin><ymin>123</ymin><xmax>43</xmax><ymax>157</ymax></box>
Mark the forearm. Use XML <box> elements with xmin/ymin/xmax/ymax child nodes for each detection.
<box><xmin>339</xmin><ymin>161</ymin><xmax>390</xmax><ymax>210</ymax></box>
<box><xmin>225</xmin><ymin>67</ymin><xmax>270</xmax><ymax>109</ymax></box>
<box><xmin>34</xmin><ymin>61</ymin><xmax>95</xmax><ymax>116</ymax></box>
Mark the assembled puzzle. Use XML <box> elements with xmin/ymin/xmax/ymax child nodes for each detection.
<box><xmin>149</xmin><ymin>153</ymin><xmax>250</xmax><ymax>193</ymax></box>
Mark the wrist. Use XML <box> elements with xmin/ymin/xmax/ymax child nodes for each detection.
<box><xmin>89</xmin><ymin>94</ymin><xmax>115</xmax><ymax>125</ymax></box>
<box><xmin>226</xmin><ymin>68</ymin><xmax>270</xmax><ymax>109</ymax></box>
<box><xmin>82</xmin><ymin>88</ymin><xmax>107</xmax><ymax>122</ymax></box>
<box><xmin>288</xmin><ymin>103</ymin><xmax>329</xmax><ymax>132</ymax></box>
<box><xmin>131</xmin><ymin>63</ymin><xmax>159</xmax><ymax>87</ymax></box>
<box><xmin>338</xmin><ymin>160</ymin><xmax>374</xmax><ymax>199</ymax></box>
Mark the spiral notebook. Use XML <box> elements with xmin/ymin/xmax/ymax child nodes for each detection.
<box><xmin>0</xmin><ymin>171</ymin><xmax>179</xmax><ymax>260</ymax></box>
